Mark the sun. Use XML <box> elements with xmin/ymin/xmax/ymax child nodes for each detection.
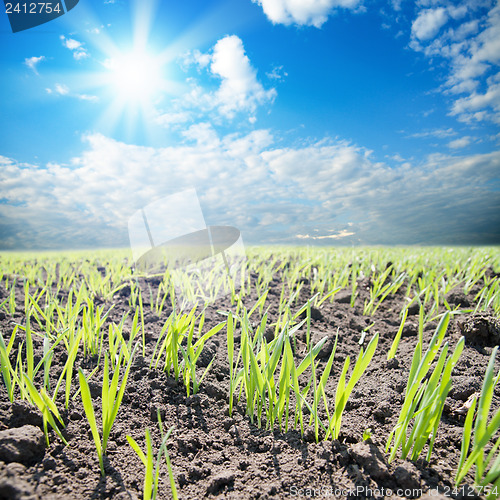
<box><xmin>55</xmin><ymin>0</ymin><xmax>186</xmax><ymax>139</ymax></box>
<box><xmin>104</xmin><ymin>48</ymin><xmax>163</xmax><ymax>104</ymax></box>
<box><xmin>92</xmin><ymin>43</ymin><xmax>175</xmax><ymax>136</ymax></box>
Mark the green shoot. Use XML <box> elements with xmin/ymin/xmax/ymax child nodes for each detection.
<box><xmin>456</xmin><ymin>346</ymin><xmax>500</xmax><ymax>493</ymax></box>
<box><xmin>78</xmin><ymin>343</ymin><xmax>138</xmax><ymax>475</ymax></box>
<box><xmin>157</xmin><ymin>411</ymin><xmax>178</xmax><ymax>500</ymax></box>
<box><xmin>23</xmin><ymin>375</ymin><xmax>67</xmax><ymax>446</ymax></box>
<box><xmin>387</xmin><ymin>308</ymin><xmax>408</xmax><ymax>360</ymax></box>
<box><xmin>127</xmin><ymin>427</ymin><xmax>175</xmax><ymax>500</ymax></box>
<box><xmin>387</xmin><ymin>313</ymin><xmax>463</xmax><ymax>462</ymax></box>
<box><xmin>180</xmin><ymin>319</ymin><xmax>225</xmax><ymax>396</ymax></box>
<box><xmin>326</xmin><ymin>332</ymin><xmax>379</xmax><ymax>440</ymax></box>
<box><xmin>0</xmin><ymin>327</ymin><xmax>17</xmax><ymax>401</ymax></box>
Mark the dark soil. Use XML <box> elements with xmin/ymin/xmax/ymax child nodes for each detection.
<box><xmin>0</xmin><ymin>267</ymin><xmax>499</xmax><ymax>500</ymax></box>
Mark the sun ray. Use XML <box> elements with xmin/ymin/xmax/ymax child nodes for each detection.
<box><xmin>131</xmin><ymin>0</ymin><xmax>159</xmax><ymax>51</ymax></box>
<box><xmin>54</xmin><ymin>0</ymin><xmax>208</xmax><ymax>140</ymax></box>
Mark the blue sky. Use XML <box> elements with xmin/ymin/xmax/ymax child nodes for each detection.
<box><xmin>0</xmin><ymin>0</ymin><xmax>499</xmax><ymax>249</ymax></box>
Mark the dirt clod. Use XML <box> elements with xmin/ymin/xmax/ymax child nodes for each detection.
<box><xmin>393</xmin><ymin>462</ymin><xmax>421</xmax><ymax>490</ymax></box>
<box><xmin>206</xmin><ymin>471</ymin><xmax>235</xmax><ymax>495</ymax></box>
<box><xmin>0</xmin><ymin>473</ymin><xmax>38</xmax><ymax>500</ymax></box>
<box><xmin>0</xmin><ymin>426</ymin><xmax>45</xmax><ymax>465</ymax></box>
<box><xmin>349</xmin><ymin>442</ymin><xmax>390</xmax><ymax>480</ymax></box>
<box><xmin>459</xmin><ymin>314</ymin><xmax>500</xmax><ymax>346</ymax></box>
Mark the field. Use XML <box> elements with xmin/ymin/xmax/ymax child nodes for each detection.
<box><xmin>0</xmin><ymin>247</ymin><xmax>500</xmax><ymax>500</ymax></box>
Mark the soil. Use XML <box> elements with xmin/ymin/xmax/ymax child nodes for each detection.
<box><xmin>0</xmin><ymin>264</ymin><xmax>499</xmax><ymax>500</ymax></box>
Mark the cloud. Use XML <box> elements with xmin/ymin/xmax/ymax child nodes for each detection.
<box><xmin>181</xmin><ymin>49</ymin><xmax>211</xmax><ymax>69</ymax></box>
<box><xmin>408</xmin><ymin>3</ymin><xmax>500</xmax><ymax>124</ymax></box>
<box><xmin>266</xmin><ymin>65</ymin><xmax>288</xmax><ymax>81</ymax></box>
<box><xmin>45</xmin><ymin>83</ymin><xmax>98</xmax><ymax>101</ymax></box>
<box><xmin>61</xmin><ymin>38</ymin><xmax>81</xmax><ymax>50</ymax></box>
<box><xmin>181</xmin><ymin>122</ymin><xmax>222</xmax><ymax>146</ymax></box>
<box><xmin>411</xmin><ymin>8</ymin><xmax>448</xmax><ymax>41</ymax></box>
<box><xmin>77</xmin><ymin>94</ymin><xmax>99</xmax><ymax>102</ymax></box>
<box><xmin>407</xmin><ymin>128</ymin><xmax>457</xmax><ymax>139</ymax></box>
<box><xmin>448</xmin><ymin>136</ymin><xmax>473</xmax><ymax>149</ymax></box>
<box><xmin>60</xmin><ymin>36</ymin><xmax>90</xmax><ymax>60</ymax></box>
<box><xmin>447</xmin><ymin>6</ymin><xmax>500</xmax><ymax>88</ymax></box>
<box><xmin>0</xmin><ymin>130</ymin><xmax>499</xmax><ymax>249</ymax></box>
<box><xmin>297</xmin><ymin>230</ymin><xmax>355</xmax><ymax>240</ymax></box>
<box><xmin>24</xmin><ymin>56</ymin><xmax>45</xmax><ymax>75</ymax></box>
<box><xmin>388</xmin><ymin>153</ymin><xmax>406</xmax><ymax>162</ymax></box>
<box><xmin>391</xmin><ymin>0</ymin><xmax>403</xmax><ymax>12</ymax></box>
<box><xmin>164</xmin><ymin>35</ymin><xmax>276</xmax><ymax>123</ymax></box>
<box><xmin>73</xmin><ymin>50</ymin><xmax>90</xmax><ymax>60</ymax></box>
<box><xmin>450</xmin><ymin>74</ymin><xmax>500</xmax><ymax>124</ymax></box>
<box><xmin>48</xmin><ymin>84</ymin><xmax>69</xmax><ymax>95</ymax></box>
<box><xmin>210</xmin><ymin>35</ymin><xmax>276</xmax><ymax>118</ymax></box>
<box><xmin>155</xmin><ymin>111</ymin><xmax>193</xmax><ymax>127</ymax></box>
<box><xmin>252</xmin><ymin>0</ymin><xmax>363</xmax><ymax>28</ymax></box>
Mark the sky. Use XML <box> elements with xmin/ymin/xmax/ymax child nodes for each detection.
<box><xmin>0</xmin><ymin>0</ymin><xmax>499</xmax><ymax>250</ymax></box>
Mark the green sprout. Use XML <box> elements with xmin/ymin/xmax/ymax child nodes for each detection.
<box><xmin>79</xmin><ymin>343</ymin><xmax>138</xmax><ymax>475</ymax></box>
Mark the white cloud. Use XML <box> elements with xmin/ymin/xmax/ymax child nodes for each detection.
<box><xmin>266</xmin><ymin>65</ymin><xmax>288</xmax><ymax>81</ymax></box>
<box><xmin>252</xmin><ymin>0</ymin><xmax>363</xmax><ymax>28</ymax></box>
<box><xmin>448</xmin><ymin>136</ymin><xmax>473</xmax><ymax>149</ymax></box>
<box><xmin>61</xmin><ymin>37</ymin><xmax>81</xmax><ymax>50</ymax></box>
<box><xmin>54</xmin><ymin>84</ymin><xmax>69</xmax><ymax>95</ymax></box>
<box><xmin>391</xmin><ymin>0</ymin><xmax>403</xmax><ymax>12</ymax></box>
<box><xmin>73</xmin><ymin>50</ymin><xmax>90</xmax><ymax>60</ymax></box>
<box><xmin>408</xmin><ymin>128</ymin><xmax>456</xmax><ymax>139</ymax></box>
<box><xmin>45</xmin><ymin>83</ymin><xmax>97</xmax><ymax>102</ymax></box>
<box><xmin>155</xmin><ymin>111</ymin><xmax>193</xmax><ymax>127</ymax></box>
<box><xmin>389</xmin><ymin>153</ymin><xmax>406</xmax><ymax>162</ymax></box>
<box><xmin>77</xmin><ymin>94</ymin><xmax>99</xmax><ymax>102</ymax></box>
<box><xmin>411</xmin><ymin>7</ymin><xmax>448</xmax><ymax>41</ymax></box>
<box><xmin>297</xmin><ymin>230</ymin><xmax>355</xmax><ymax>240</ymax></box>
<box><xmin>449</xmin><ymin>20</ymin><xmax>479</xmax><ymax>42</ymax></box>
<box><xmin>181</xmin><ymin>123</ymin><xmax>221</xmax><ymax>147</ymax></box>
<box><xmin>450</xmin><ymin>75</ymin><xmax>500</xmax><ymax>124</ymax></box>
<box><xmin>210</xmin><ymin>35</ymin><xmax>276</xmax><ymax>118</ymax></box>
<box><xmin>182</xmin><ymin>49</ymin><xmax>211</xmax><ymax>69</ymax></box>
<box><xmin>167</xmin><ymin>35</ymin><xmax>276</xmax><ymax>122</ymax></box>
<box><xmin>24</xmin><ymin>56</ymin><xmax>45</xmax><ymax>75</ymax></box>
<box><xmin>1</xmin><ymin>130</ymin><xmax>498</xmax><ymax>249</ymax></box>
<box><xmin>409</xmin><ymin>3</ymin><xmax>500</xmax><ymax>124</ymax></box>
<box><xmin>60</xmin><ymin>36</ymin><xmax>90</xmax><ymax>60</ymax></box>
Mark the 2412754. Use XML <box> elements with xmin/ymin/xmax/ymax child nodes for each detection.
<box><xmin>5</xmin><ymin>2</ymin><xmax>61</xmax><ymax>14</ymax></box>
